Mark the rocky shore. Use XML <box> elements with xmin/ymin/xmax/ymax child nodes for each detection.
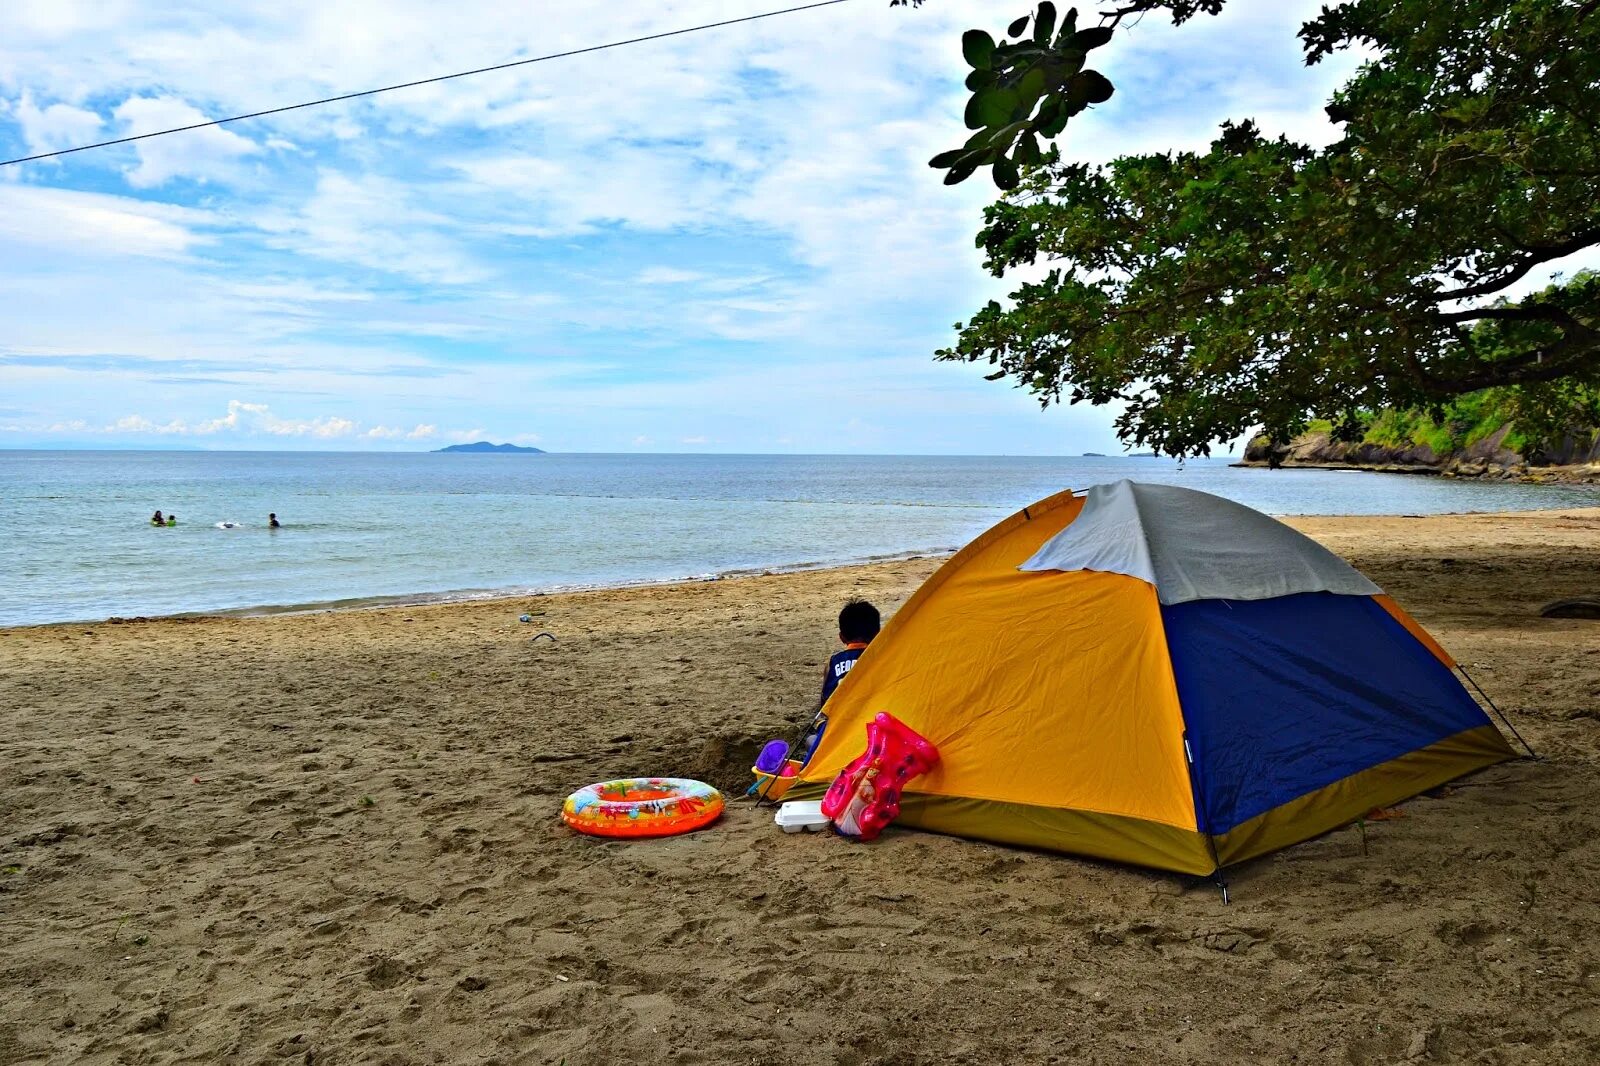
<box><xmin>1239</xmin><ymin>425</ymin><xmax>1600</xmax><ymax>483</ymax></box>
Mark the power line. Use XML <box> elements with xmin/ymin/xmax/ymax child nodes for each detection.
<box><xmin>0</xmin><ymin>0</ymin><xmax>854</xmax><ymax>168</ymax></box>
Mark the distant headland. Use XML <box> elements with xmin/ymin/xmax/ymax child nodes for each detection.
<box><xmin>433</xmin><ymin>441</ymin><xmax>546</xmax><ymax>454</ymax></box>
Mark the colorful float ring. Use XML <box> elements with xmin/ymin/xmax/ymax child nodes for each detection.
<box><xmin>561</xmin><ymin>777</ymin><xmax>724</xmax><ymax>839</ymax></box>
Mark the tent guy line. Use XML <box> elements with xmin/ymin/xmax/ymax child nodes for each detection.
<box><xmin>0</xmin><ymin>0</ymin><xmax>855</xmax><ymax>168</ymax></box>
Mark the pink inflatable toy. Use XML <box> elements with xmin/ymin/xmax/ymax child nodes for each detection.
<box><xmin>820</xmin><ymin>712</ymin><xmax>940</xmax><ymax>841</ymax></box>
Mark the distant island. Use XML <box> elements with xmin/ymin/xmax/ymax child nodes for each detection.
<box><xmin>433</xmin><ymin>441</ymin><xmax>546</xmax><ymax>454</ymax></box>
<box><xmin>1081</xmin><ymin>452</ymin><xmax>1107</xmax><ymax>457</ymax></box>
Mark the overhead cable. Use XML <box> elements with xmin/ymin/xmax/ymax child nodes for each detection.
<box><xmin>0</xmin><ymin>0</ymin><xmax>853</xmax><ymax>168</ymax></box>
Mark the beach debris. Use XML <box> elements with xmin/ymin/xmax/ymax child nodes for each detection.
<box><xmin>1539</xmin><ymin>598</ymin><xmax>1600</xmax><ymax>619</ymax></box>
<box><xmin>530</xmin><ymin>631</ymin><xmax>556</xmax><ymax>643</ymax></box>
<box><xmin>519</xmin><ymin>614</ymin><xmax>532</xmax><ymax>623</ymax></box>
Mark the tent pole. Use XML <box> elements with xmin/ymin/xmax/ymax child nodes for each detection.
<box><xmin>1458</xmin><ymin>665</ymin><xmax>1539</xmax><ymax>760</ymax></box>
<box><xmin>1183</xmin><ymin>731</ymin><xmax>1230</xmax><ymax>903</ymax></box>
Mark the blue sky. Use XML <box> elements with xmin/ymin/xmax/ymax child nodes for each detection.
<box><xmin>1</xmin><ymin>0</ymin><xmax>1365</xmax><ymax>453</ymax></box>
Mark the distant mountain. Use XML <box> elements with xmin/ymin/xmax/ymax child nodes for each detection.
<box><xmin>434</xmin><ymin>441</ymin><xmax>546</xmax><ymax>454</ymax></box>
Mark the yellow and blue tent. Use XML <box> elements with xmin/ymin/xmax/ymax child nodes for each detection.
<box><xmin>792</xmin><ymin>480</ymin><xmax>1515</xmax><ymax>874</ymax></box>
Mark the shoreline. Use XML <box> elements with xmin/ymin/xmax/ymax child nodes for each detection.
<box><xmin>3</xmin><ymin>546</ymin><xmax>963</xmax><ymax>631</ymax></box>
<box><xmin>11</xmin><ymin>500</ymin><xmax>1600</xmax><ymax>630</ymax></box>
<box><xmin>1233</xmin><ymin>457</ymin><xmax>1600</xmax><ymax>484</ymax></box>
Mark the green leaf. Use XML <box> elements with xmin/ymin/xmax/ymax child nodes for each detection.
<box><xmin>1016</xmin><ymin>131</ymin><xmax>1043</xmax><ymax>167</ymax></box>
<box><xmin>1032</xmin><ymin>97</ymin><xmax>1064</xmax><ymax>134</ymax></box>
<box><xmin>929</xmin><ymin>148</ymin><xmax>969</xmax><ymax>169</ymax></box>
<box><xmin>1079</xmin><ymin>69</ymin><xmax>1114</xmax><ymax>103</ymax></box>
<box><xmin>944</xmin><ymin>163</ymin><xmax>979</xmax><ymax>185</ymax></box>
<box><xmin>1075</xmin><ymin>26</ymin><xmax>1114</xmax><ymax>50</ymax></box>
<box><xmin>962</xmin><ymin>29</ymin><xmax>996</xmax><ymax>70</ymax></box>
<box><xmin>964</xmin><ymin>92</ymin><xmax>988</xmax><ymax>130</ymax></box>
<box><xmin>1018</xmin><ymin>67</ymin><xmax>1048</xmax><ymax>106</ymax></box>
<box><xmin>993</xmin><ymin>156</ymin><xmax>1021</xmax><ymax>189</ymax></box>
<box><xmin>973</xmin><ymin>85</ymin><xmax>1022</xmax><ymax>128</ymax></box>
<box><xmin>992</xmin><ymin>120</ymin><xmax>1032</xmax><ymax>151</ymax></box>
<box><xmin>1039</xmin><ymin>53</ymin><xmax>1083</xmax><ymax>88</ymax></box>
<box><xmin>1034</xmin><ymin>2</ymin><xmax>1057</xmax><ymax>45</ymax></box>
<box><xmin>965</xmin><ymin>126</ymin><xmax>997</xmax><ymax>148</ymax></box>
<box><xmin>1066</xmin><ymin>70</ymin><xmax>1113</xmax><ymax>110</ymax></box>
<box><xmin>966</xmin><ymin>68</ymin><xmax>998</xmax><ymax>92</ymax></box>
<box><xmin>1055</xmin><ymin>5</ymin><xmax>1078</xmax><ymax>46</ymax></box>
<box><xmin>957</xmin><ymin>146</ymin><xmax>996</xmax><ymax>169</ymax></box>
<box><xmin>1007</xmin><ymin>15</ymin><xmax>1030</xmax><ymax>37</ymax></box>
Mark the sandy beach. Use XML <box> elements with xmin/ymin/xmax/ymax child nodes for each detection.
<box><xmin>3</xmin><ymin>508</ymin><xmax>1599</xmax><ymax>1065</ymax></box>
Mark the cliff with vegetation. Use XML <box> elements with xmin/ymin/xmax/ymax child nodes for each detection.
<box><xmin>1241</xmin><ymin>392</ymin><xmax>1600</xmax><ymax>482</ymax></box>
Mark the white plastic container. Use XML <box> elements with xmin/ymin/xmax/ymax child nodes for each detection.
<box><xmin>774</xmin><ymin>800</ymin><xmax>830</xmax><ymax>834</ymax></box>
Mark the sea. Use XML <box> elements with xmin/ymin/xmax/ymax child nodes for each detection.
<box><xmin>2</xmin><ymin>450</ymin><xmax>1596</xmax><ymax>628</ymax></box>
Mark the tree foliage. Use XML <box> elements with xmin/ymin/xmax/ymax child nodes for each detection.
<box><xmin>926</xmin><ymin>0</ymin><xmax>1600</xmax><ymax>456</ymax></box>
<box><xmin>921</xmin><ymin>1</ymin><xmax>1221</xmax><ymax>190</ymax></box>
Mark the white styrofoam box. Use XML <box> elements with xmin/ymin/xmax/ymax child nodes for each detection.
<box><xmin>774</xmin><ymin>800</ymin><xmax>829</xmax><ymax>834</ymax></box>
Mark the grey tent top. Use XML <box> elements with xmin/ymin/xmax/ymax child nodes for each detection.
<box><xmin>1018</xmin><ymin>480</ymin><xmax>1382</xmax><ymax>605</ymax></box>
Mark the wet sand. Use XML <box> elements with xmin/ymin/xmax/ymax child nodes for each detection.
<box><xmin>2</xmin><ymin>509</ymin><xmax>1599</xmax><ymax>1065</ymax></box>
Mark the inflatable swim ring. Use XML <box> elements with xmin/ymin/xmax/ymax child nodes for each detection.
<box><xmin>562</xmin><ymin>777</ymin><xmax>723</xmax><ymax>838</ymax></box>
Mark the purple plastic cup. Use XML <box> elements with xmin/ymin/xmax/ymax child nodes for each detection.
<box><xmin>754</xmin><ymin>739</ymin><xmax>790</xmax><ymax>774</ymax></box>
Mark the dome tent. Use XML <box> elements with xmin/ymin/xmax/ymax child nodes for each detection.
<box><xmin>791</xmin><ymin>480</ymin><xmax>1515</xmax><ymax>875</ymax></box>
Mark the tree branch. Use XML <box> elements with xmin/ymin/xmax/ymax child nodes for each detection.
<box><xmin>1419</xmin><ymin>333</ymin><xmax>1600</xmax><ymax>394</ymax></box>
<box><xmin>1427</xmin><ymin>226</ymin><xmax>1600</xmax><ymax>303</ymax></box>
<box><xmin>1434</xmin><ymin>302</ymin><xmax>1578</xmax><ymax>324</ymax></box>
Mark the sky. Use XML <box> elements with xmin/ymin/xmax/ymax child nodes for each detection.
<box><xmin>0</xmin><ymin>0</ymin><xmax>1370</xmax><ymax>454</ymax></box>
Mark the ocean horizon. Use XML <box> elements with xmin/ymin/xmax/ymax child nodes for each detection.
<box><xmin>3</xmin><ymin>449</ymin><xmax>1596</xmax><ymax>628</ymax></box>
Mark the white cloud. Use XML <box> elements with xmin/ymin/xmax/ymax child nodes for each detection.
<box><xmin>57</xmin><ymin>399</ymin><xmax>474</xmax><ymax>444</ymax></box>
<box><xmin>635</xmin><ymin>267</ymin><xmax>704</xmax><ymax>286</ymax></box>
<box><xmin>255</xmin><ymin>170</ymin><xmax>485</xmax><ymax>284</ymax></box>
<box><xmin>113</xmin><ymin>95</ymin><xmax>260</xmax><ymax>187</ymax></box>
<box><xmin>109</xmin><ymin>414</ymin><xmax>187</xmax><ymax>434</ymax></box>
<box><xmin>193</xmin><ymin>400</ymin><xmax>268</xmax><ymax>434</ymax></box>
<box><xmin>14</xmin><ymin>91</ymin><xmax>103</xmax><ymax>157</ymax></box>
<box><xmin>0</xmin><ymin>184</ymin><xmax>214</xmax><ymax>258</ymax></box>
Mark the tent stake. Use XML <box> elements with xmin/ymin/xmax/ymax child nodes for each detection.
<box><xmin>1213</xmin><ymin>870</ymin><xmax>1230</xmax><ymax>905</ymax></box>
<box><xmin>1458</xmin><ymin>666</ymin><xmax>1539</xmax><ymax>760</ymax></box>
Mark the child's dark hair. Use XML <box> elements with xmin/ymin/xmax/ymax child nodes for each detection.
<box><xmin>838</xmin><ymin>599</ymin><xmax>881</xmax><ymax>643</ymax></box>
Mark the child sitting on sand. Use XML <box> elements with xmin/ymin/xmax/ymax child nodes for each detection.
<box><xmin>801</xmin><ymin>599</ymin><xmax>881</xmax><ymax>762</ymax></box>
<box><xmin>821</xmin><ymin>599</ymin><xmax>880</xmax><ymax>704</ymax></box>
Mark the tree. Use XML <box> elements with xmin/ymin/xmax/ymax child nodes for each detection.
<box><xmin>923</xmin><ymin>0</ymin><xmax>1600</xmax><ymax>456</ymax></box>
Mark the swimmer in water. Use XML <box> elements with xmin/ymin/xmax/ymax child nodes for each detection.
<box><xmin>166</xmin><ymin>514</ymin><xmax>177</xmax><ymax>526</ymax></box>
<box><xmin>151</xmin><ymin>509</ymin><xmax>165</xmax><ymax>526</ymax></box>
<box><xmin>268</xmin><ymin>513</ymin><xmax>281</xmax><ymax>529</ymax></box>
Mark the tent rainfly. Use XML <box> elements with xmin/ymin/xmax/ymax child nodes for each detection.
<box><xmin>791</xmin><ymin>480</ymin><xmax>1516</xmax><ymax>875</ymax></box>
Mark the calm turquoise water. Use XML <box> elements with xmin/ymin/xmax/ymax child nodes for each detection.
<box><xmin>1</xmin><ymin>450</ymin><xmax>1595</xmax><ymax>627</ymax></box>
